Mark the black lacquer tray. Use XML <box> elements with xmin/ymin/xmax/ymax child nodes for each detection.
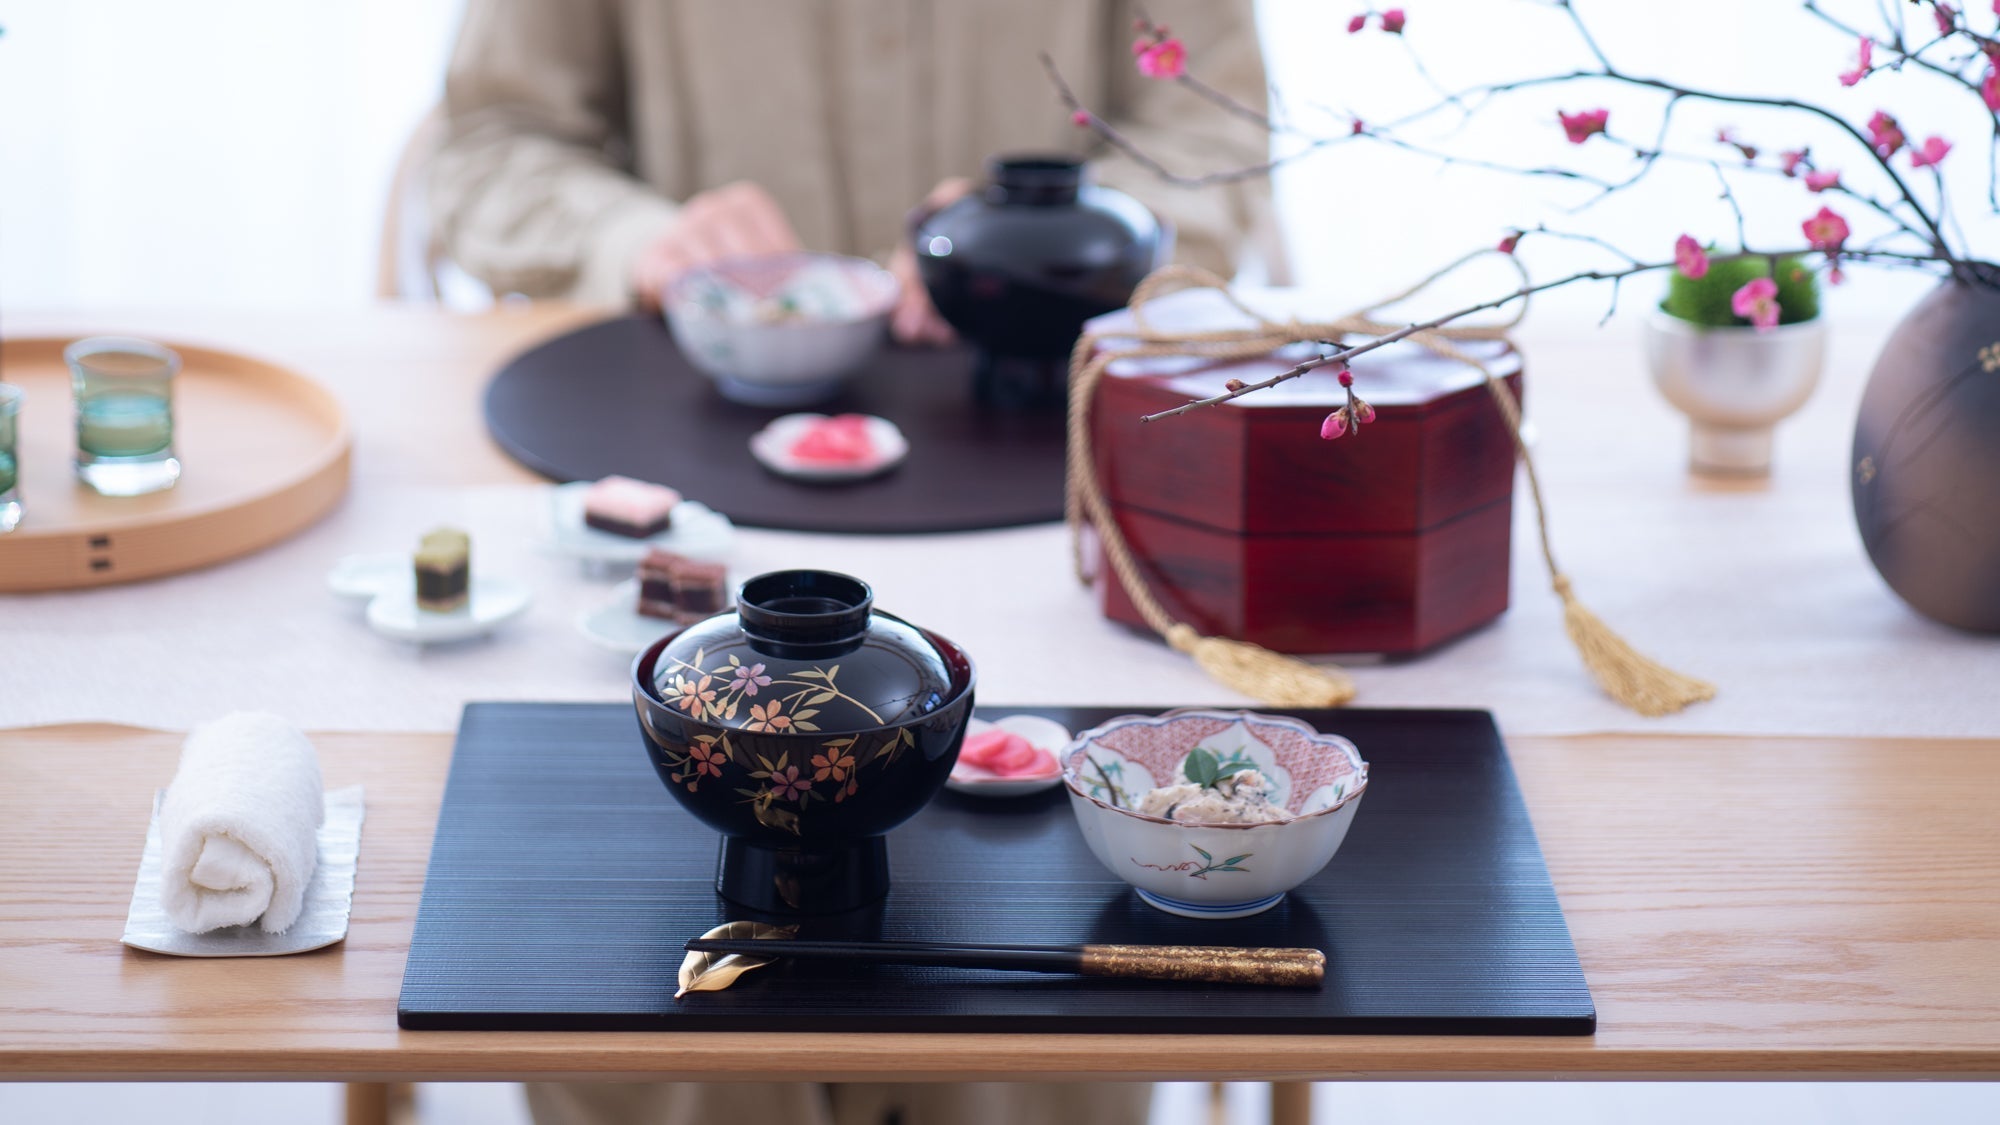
<box><xmin>397</xmin><ymin>703</ymin><xmax>1594</xmax><ymax>1034</ymax></box>
<box><xmin>481</xmin><ymin>317</ymin><xmax>1068</xmax><ymax>534</ymax></box>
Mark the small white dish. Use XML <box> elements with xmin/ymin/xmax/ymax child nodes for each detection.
<box><xmin>748</xmin><ymin>413</ymin><xmax>909</xmax><ymax>482</ymax></box>
<box><xmin>946</xmin><ymin>714</ymin><xmax>1071</xmax><ymax>797</ymax></box>
<box><xmin>365</xmin><ymin>576</ymin><xmax>533</xmax><ymax>645</ymax></box>
<box><xmin>576</xmin><ymin>578</ymin><xmax>690</xmax><ymax>655</ymax></box>
<box><xmin>326</xmin><ymin>553</ymin><xmax>410</xmax><ymax>603</ymax></box>
<box><xmin>546</xmin><ymin>484</ymin><xmax>734</xmax><ymax>567</ymax></box>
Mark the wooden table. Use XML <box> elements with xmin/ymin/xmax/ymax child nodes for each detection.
<box><xmin>3</xmin><ymin>724</ymin><xmax>1996</xmax><ymax>1088</ymax></box>
<box><xmin>3</xmin><ymin>305</ymin><xmax>1997</xmax><ymax>1124</ymax></box>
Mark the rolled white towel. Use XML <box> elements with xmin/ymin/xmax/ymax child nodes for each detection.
<box><xmin>159</xmin><ymin>712</ymin><xmax>326</xmax><ymax>934</ymax></box>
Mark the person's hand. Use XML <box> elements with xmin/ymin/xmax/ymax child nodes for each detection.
<box><xmin>630</xmin><ymin>181</ymin><xmax>802</xmax><ymax>311</ymax></box>
<box><xmin>888</xmin><ymin>177</ymin><xmax>974</xmax><ymax>346</ymax></box>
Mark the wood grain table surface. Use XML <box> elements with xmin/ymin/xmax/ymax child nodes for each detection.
<box><xmin>2</xmin><ymin>723</ymin><xmax>1995</xmax><ymax>1082</ymax></box>
<box><xmin>2</xmin><ymin>304</ymin><xmax>1995</xmax><ymax>1093</ymax></box>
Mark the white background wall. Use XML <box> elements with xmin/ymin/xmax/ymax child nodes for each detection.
<box><xmin>3</xmin><ymin>0</ymin><xmax>1992</xmax><ymax>323</ymax></box>
<box><xmin>0</xmin><ymin>0</ymin><xmax>465</xmax><ymax>308</ymax></box>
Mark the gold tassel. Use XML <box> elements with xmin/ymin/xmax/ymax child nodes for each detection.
<box><xmin>1553</xmin><ymin>578</ymin><xmax>1715</xmax><ymax>717</ymax></box>
<box><xmin>1072</xmin><ymin>264</ymin><xmax>1718</xmax><ymax>718</ymax></box>
<box><xmin>1165</xmin><ymin>626</ymin><xmax>1357</xmax><ymax>708</ymax></box>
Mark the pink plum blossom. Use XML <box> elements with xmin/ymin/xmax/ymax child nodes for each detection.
<box><xmin>1802</xmin><ymin>205</ymin><xmax>1851</xmax><ymax>252</ymax></box>
<box><xmin>1935</xmin><ymin>3</ymin><xmax>1958</xmax><ymax>36</ymax></box>
<box><xmin>1674</xmin><ymin>235</ymin><xmax>1710</xmax><ymax>279</ymax></box>
<box><xmin>1380</xmin><ymin>9</ymin><xmax>1407</xmax><ymax>33</ymax></box>
<box><xmin>1984</xmin><ymin>67</ymin><xmax>2000</xmax><ymax>111</ymax></box>
<box><xmin>1348</xmin><ymin>14</ymin><xmax>1367</xmax><ymax>33</ymax></box>
<box><xmin>1804</xmin><ymin>169</ymin><xmax>1841</xmax><ymax>192</ymax></box>
<box><xmin>1135</xmin><ymin>38</ymin><xmax>1187</xmax><ymax>79</ymax></box>
<box><xmin>1319</xmin><ymin>409</ymin><xmax>1349</xmax><ymax>441</ymax></box>
<box><xmin>1909</xmin><ymin>135</ymin><xmax>1953</xmax><ymax>168</ymax></box>
<box><xmin>1497</xmin><ymin>230</ymin><xmax>1522</xmax><ymax>254</ymax></box>
<box><xmin>1867</xmin><ymin>111</ymin><xmax>1906</xmax><ymax>157</ymax></box>
<box><xmin>1070</xmin><ymin>110</ymin><xmax>1092</xmax><ymax>128</ymax></box>
<box><xmin>1840</xmin><ymin>37</ymin><xmax>1873</xmax><ymax>86</ymax></box>
<box><xmin>1352</xmin><ymin>399</ymin><xmax>1377</xmax><ymax>424</ymax></box>
<box><xmin>1731</xmin><ymin>278</ymin><xmax>1781</xmax><ymax>331</ymax></box>
<box><xmin>1558</xmin><ymin>108</ymin><xmax>1609</xmax><ymax>144</ymax></box>
<box><xmin>1779</xmin><ymin>149</ymin><xmax>1808</xmax><ymax>176</ymax></box>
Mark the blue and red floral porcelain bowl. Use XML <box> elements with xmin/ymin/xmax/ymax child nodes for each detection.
<box><xmin>1063</xmin><ymin>710</ymin><xmax>1369</xmax><ymax>919</ymax></box>
<box><xmin>632</xmin><ymin>569</ymin><xmax>975</xmax><ymax>914</ymax></box>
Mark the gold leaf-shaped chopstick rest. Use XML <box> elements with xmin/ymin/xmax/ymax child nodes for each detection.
<box><xmin>675</xmin><ymin>921</ymin><xmax>798</xmax><ymax>999</ymax></box>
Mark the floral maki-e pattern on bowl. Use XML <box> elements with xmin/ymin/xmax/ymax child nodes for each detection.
<box><xmin>632</xmin><ymin>569</ymin><xmax>975</xmax><ymax>914</ymax></box>
<box><xmin>1063</xmin><ymin>710</ymin><xmax>1368</xmax><ymax>919</ymax></box>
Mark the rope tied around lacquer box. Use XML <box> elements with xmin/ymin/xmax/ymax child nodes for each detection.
<box><xmin>1064</xmin><ymin>261</ymin><xmax>1716</xmax><ymax>718</ymax></box>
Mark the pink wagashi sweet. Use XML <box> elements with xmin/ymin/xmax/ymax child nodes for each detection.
<box><xmin>787</xmin><ymin>414</ymin><xmax>878</xmax><ymax>465</ymax></box>
<box><xmin>583</xmin><ymin>475</ymin><xmax>681</xmax><ymax>538</ymax></box>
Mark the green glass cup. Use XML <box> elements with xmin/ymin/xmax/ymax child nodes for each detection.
<box><xmin>0</xmin><ymin>383</ymin><xmax>21</xmax><ymax>533</ymax></box>
<box><xmin>66</xmin><ymin>336</ymin><xmax>182</xmax><ymax>496</ymax></box>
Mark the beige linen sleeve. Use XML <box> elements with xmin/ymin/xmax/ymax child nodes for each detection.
<box><xmin>1089</xmin><ymin>0</ymin><xmax>1282</xmax><ymax>280</ymax></box>
<box><xmin>429</xmin><ymin>0</ymin><xmax>680</xmax><ymax>305</ymax></box>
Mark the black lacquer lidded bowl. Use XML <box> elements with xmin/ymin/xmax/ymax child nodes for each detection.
<box><xmin>632</xmin><ymin>569</ymin><xmax>976</xmax><ymax>914</ymax></box>
<box><xmin>913</xmin><ymin>154</ymin><xmax>1166</xmax><ymax>410</ymax></box>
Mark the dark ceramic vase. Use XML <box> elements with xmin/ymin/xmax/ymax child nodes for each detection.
<box><xmin>1852</xmin><ymin>280</ymin><xmax>2000</xmax><ymax>632</ymax></box>
<box><xmin>631</xmin><ymin>570</ymin><xmax>976</xmax><ymax>914</ymax></box>
<box><xmin>914</xmin><ymin>155</ymin><xmax>1167</xmax><ymax>410</ymax></box>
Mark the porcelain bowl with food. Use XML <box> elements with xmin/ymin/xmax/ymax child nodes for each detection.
<box><xmin>664</xmin><ymin>253</ymin><xmax>899</xmax><ymax>407</ymax></box>
<box><xmin>1063</xmin><ymin>709</ymin><xmax>1368</xmax><ymax>919</ymax></box>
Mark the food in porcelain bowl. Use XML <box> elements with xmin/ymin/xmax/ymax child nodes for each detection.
<box><xmin>1063</xmin><ymin>709</ymin><xmax>1368</xmax><ymax>919</ymax></box>
<box><xmin>664</xmin><ymin>253</ymin><xmax>899</xmax><ymax>407</ymax></box>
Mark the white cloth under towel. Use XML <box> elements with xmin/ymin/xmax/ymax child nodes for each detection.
<box><xmin>158</xmin><ymin>712</ymin><xmax>325</xmax><ymax>934</ymax></box>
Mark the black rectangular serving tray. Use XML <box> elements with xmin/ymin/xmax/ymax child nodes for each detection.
<box><xmin>397</xmin><ymin>703</ymin><xmax>1594</xmax><ymax>1034</ymax></box>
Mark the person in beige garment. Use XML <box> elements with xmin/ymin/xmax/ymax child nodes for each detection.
<box><xmin>431</xmin><ymin>0</ymin><xmax>1278</xmax><ymax>329</ymax></box>
<box><xmin>429</xmin><ymin>2</ymin><xmax>1274</xmax><ymax>1122</ymax></box>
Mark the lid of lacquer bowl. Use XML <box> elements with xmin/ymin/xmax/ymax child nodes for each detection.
<box><xmin>650</xmin><ymin>569</ymin><xmax>968</xmax><ymax>733</ymax></box>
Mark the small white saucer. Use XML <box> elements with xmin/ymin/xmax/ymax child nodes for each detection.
<box><xmin>365</xmin><ymin>576</ymin><xmax>533</xmax><ymax>644</ymax></box>
<box><xmin>946</xmin><ymin>714</ymin><xmax>1072</xmax><ymax>797</ymax></box>
<box><xmin>748</xmin><ymin>414</ymin><xmax>908</xmax><ymax>482</ymax></box>
<box><xmin>576</xmin><ymin>579</ymin><xmax>690</xmax><ymax>655</ymax></box>
<box><xmin>547</xmin><ymin>484</ymin><xmax>734</xmax><ymax>566</ymax></box>
<box><xmin>326</xmin><ymin>553</ymin><xmax>410</xmax><ymax>603</ymax></box>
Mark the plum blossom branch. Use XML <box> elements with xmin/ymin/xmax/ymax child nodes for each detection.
<box><xmin>1135</xmin><ymin>244</ymin><xmax>1951</xmax><ymax>425</ymax></box>
<box><xmin>1051</xmin><ymin>0</ymin><xmax>2000</xmax><ymax>430</ymax></box>
<box><xmin>1054</xmin><ymin>2</ymin><xmax>1994</xmax><ymax>273</ymax></box>
<box><xmin>1044</xmin><ymin>53</ymin><xmax>1327</xmax><ymax>187</ymax></box>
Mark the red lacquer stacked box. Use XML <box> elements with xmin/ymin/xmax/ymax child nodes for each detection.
<box><xmin>1082</xmin><ymin>289</ymin><xmax>1523</xmax><ymax>655</ymax></box>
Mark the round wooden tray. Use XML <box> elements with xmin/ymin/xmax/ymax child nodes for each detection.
<box><xmin>0</xmin><ymin>337</ymin><xmax>351</xmax><ymax>592</ymax></box>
